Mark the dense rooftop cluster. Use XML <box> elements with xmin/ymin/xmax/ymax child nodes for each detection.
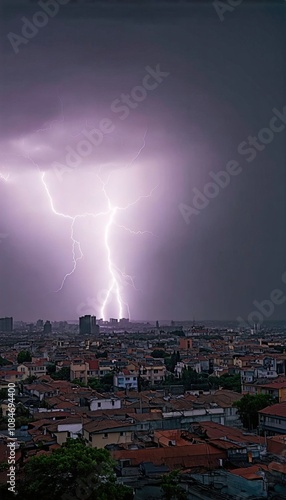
<box><xmin>0</xmin><ymin>321</ymin><xmax>286</xmax><ymax>498</ymax></box>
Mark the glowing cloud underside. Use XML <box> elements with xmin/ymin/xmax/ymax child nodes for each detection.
<box><xmin>0</xmin><ymin>131</ymin><xmax>157</xmax><ymax>321</ymax></box>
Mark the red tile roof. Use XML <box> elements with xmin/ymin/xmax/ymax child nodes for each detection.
<box><xmin>231</xmin><ymin>465</ymin><xmax>267</xmax><ymax>480</ymax></box>
<box><xmin>268</xmin><ymin>461</ymin><xmax>286</xmax><ymax>475</ymax></box>
<box><xmin>112</xmin><ymin>444</ymin><xmax>225</xmax><ymax>470</ymax></box>
<box><xmin>192</xmin><ymin>421</ymin><xmax>263</xmax><ymax>445</ymax></box>
<box><xmin>258</xmin><ymin>382</ymin><xmax>286</xmax><ymax>389</ymax></box>
<box><xmin>84</xmin><ymin>419</ymin><xmax>132</xmax><ymax>433</ymax></box>
<box><xmin>88</xmin><ymin>360</ymin><xmax>99</xmax><ymax>370</ymax></box>
<box><xmin>259</xmin><ymin>402</ymin><xmax>286</xmax><ymax>418</ymax></box>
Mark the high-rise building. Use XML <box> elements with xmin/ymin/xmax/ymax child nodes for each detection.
<box><xmin>90</xmin><ymin>315</ymin><xmax>98</xmax><ymax>334</ymax></box>
<box><xmin>0</xmin><ymin>317</ymin><xmax>13</xmax><ymax>332</ymax></box>
<box><xmin>36</xmin><ymin>319</ymin><xmax>44</xmax><ymax>329</ymax></box>
<box><xmin>43</xmin><ymin>320</ymin><xmax>52</xmax><ymax>334</ymax></box>
<box><xmin>79</xmin><ymin>315</ymin><xmax>99</xmax><ymax>335</ymax></box>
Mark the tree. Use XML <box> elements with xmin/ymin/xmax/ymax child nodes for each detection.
<box><xmin>0</xmin><ymin>356</ymin><xmax>12</xmax><ymax>367</ymax></box>
<box><xmin>24</xmin><ymin>375</ymin><xmax>37</xmax><ymax>384</ymax></box>
<box><xmin>208</xmin><ymin>374</ymin><xmax>241</xmax><ymax>393</ymax></box>
<box><xmin>51</xmin><ymin>366</ymin><xmax>70</xmax><ymax>381</ymax></box>
<box><xmin>165</xmin><ymin>351</ymin><xmax>181</xmax><ymax>373</ymax></box>
<box><xmin>96</xmin><ymin>351</ymin><xmax>108</xmax><ymax>359</ymax></box>
<box><xmin>181</xmin><ymin>367</ymin><xmax>198</xmax><ymax>388</ymax></box>
<box><xmin>17</xmin><ymin>351</ymin><xmax>32</xmax><ymax>363</ymax></box>
<box><xmin>151</xmin><ymin>349</ymin><xmax>167</xmax><ymax>358</ymax></box>
<box><xmin>18</xmin><ymin>438</ymin><xmax>133</xmax><ymax>500</ymax></box>
<box><xmin>0</xmin><ymin>484</ymin><xmax>16</xmax><ymax>500</ymax></box>
<box><xmin>0</xmin><ymin>388</ymin><xmax>8</xmax><ymax>400</ymax></box>
<box><xmin>99</xmin><ymin>372</ymin><xmax>114</xmax><ymax>392</ymax></box>
<box><xmin>234</xmin><ymin>393</ymin><xmax>275</xmax><ymax>430</ymax></box>
<box><xmin>46</xmin><ymin>363</ymin><xmax>56</xmax><ymax>375</ymax></box>
<box><xmin>161</xmin><ymin>470</ymin><xmax>187</xmax><ymax>500</ymax></box>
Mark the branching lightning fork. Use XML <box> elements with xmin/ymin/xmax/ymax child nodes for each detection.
<box><xmin>7</xmin><ymin>130</ymin><xmax>157</xmax><ymax>321</ymax></box>
<box><xmin>96</xmin><ymin>135</ymin><xmax>158</xmax><ymax>320</ymax></box>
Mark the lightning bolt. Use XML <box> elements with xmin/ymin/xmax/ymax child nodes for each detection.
<box><xmin>125</xmin><ymin>128</ymin><xmax>147</xmax><ymax>167</ymax></box>
<box><xmin>16</xmin><ymin>153</ymin><xmax>108</xmax><ymax>294</ymax></box>
<box><xmin>4</xmin><ymin>130</ymin><xmax>157</xmax><ymax>321</ymax></box>
<box><xmin>97</xmin><ymin>172</ymin><xmax>158</xmax><ymax>321</ymax></box>
<box><xmin>114</xmin><ymin>223</ymin><xmax>154</xmax><ymax>237</ymax></box>
<box><xmin>41</xmin><ymin>171</ymin><xmax>110</xmax><ymax>292</ymax></box>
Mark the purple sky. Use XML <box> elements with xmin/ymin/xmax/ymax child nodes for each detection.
<box><xmin>0</xmin><ymin>1</ymin><xmax>285</xmax><ymax>322</ymax></box>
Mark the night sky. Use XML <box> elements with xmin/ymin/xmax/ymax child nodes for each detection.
<box><xmin>0</xmin><ymin>0</ymin><xmax>285</xmax><ymax>322</ymax></box>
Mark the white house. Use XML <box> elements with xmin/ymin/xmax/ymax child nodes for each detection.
<box><xmin>113</xmin><ymin>370</ymin><xmax>138</xmax><ymax>391</ymax></box>
<box><xmin>89</xmin><ymin>394</ymin><xmax>121</xmax><ymax>411</ymax></box>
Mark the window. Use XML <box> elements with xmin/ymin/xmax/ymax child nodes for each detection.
<box><xmin>98</xmin><ymin>402</ymin><xmax>101</xmax><ymax>408</ymax></box>
<box><xmin>103</xmin><ymin>433</ymin><xmax>108</xmax><ymax>438</ymax></box>
<box><xmin>89</xmin><ymin>435</ymin><xmax>92</xmax><ymax>441</ymax></box>
<box><xmin>112</xmin><ymin>401</ymin><xmax>115</xmax><ymax>406</ymax></box>
<box><xmin>120</xmin><ymin>431</ymin><xmax>124</xmax><ymax>436</ymax></box>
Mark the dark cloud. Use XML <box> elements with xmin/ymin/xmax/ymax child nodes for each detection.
<box><xmin>0</xmin><ymin>0</ymin><xmax>285</xmax><ymax>321</ymax></box>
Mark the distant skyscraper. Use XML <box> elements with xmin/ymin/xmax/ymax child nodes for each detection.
<box><xmin>0</xmin><ymin>317</ymin><xmax>13</xmax><ymax>332</ymax></box>
<box><xmin>43</xmin><ymin>320</ymin><xmax>52</xmax><ymax>334</ymax></box>
<box><xmin>36</xmin><ymin>319</ymin><xmax>44</xmax><ymax>329</ymax></box>
<box><xmin>79</xmin><ymin>315</ymin><xmax>99</xmax><ymax>335</ymax></box>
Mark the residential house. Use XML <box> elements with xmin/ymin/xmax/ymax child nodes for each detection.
<box><xmin>139</xmin><ymin>361</ymin><xmax>166</xmax><ymax>385</ymax></box>
<box><xmin>83</xmin><ymin>419</ymin><xmax>133</xmax><ymax>448</ymax></box>
<box><xmin>259</xmin><ymin>402</ymin><xmax>286</xmax><ymax>435</ymax></box>
<box><xmin>70</xmin><ymin>359</ymin><xmax>89</xmax><ymax>384</ymax></box>
<box><xmin>89</xmin><ymin>393</ymin><xmax>121</xmax><ymax>411</ymax></box>
<box><xmin>0</xmin><ymin>369</ymin><xmax>25</xmax><ymax>383</ymax></box>
<box><xmin>48</xmin><ymin>417</ymin><xmax>86</xmax><ymax>445</ymax></box>
<box><xmin>256</xmin><ymin>381</ymin><xmax>286</xmax><ymax>403</ymax></box>
<box><xmin>24</xmin><ymin>382</ymin><xmax>59</xmax><ymax>401</ymax></box>
<box><xmin>114</xmin><ymin>370</ymin><xmax>138</xmax><ymax>391</ymax></box>
<box><xmin>86</xmin><ymin>359</ymin><xmax>99</xmax><ymax>379</ymax></box>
